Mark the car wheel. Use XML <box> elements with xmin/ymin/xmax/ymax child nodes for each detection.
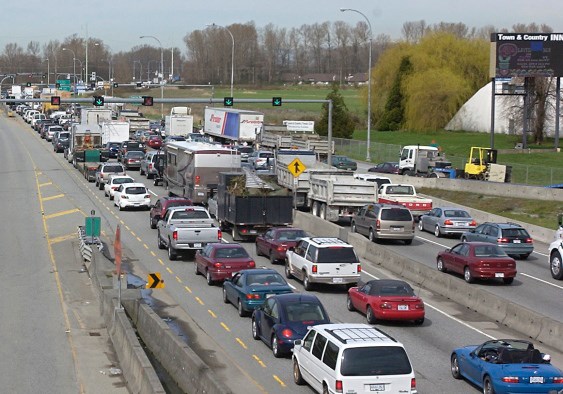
<box><xmin>95</xmin><ymin>179</ymin><xmax>99</xmax><ymax>187</ymax></box>
<box><xmin>418</xmin><ymin>220</ymin><xmax>424</xmax><ymax>231</ymax></box>
<box><xmin>98</xmin><ymin>183</ymin><xmax>103</xmax><ymax>190</ymax></box>
<box><xmin>285</xmin><ymin>260</ymin><xmax>293</xmax><ymax>279</ymax></box>
<box><xmin>104</xmin><ymin>189</ymin><xmax>108</xmax><ymax>197</ymax></box>
<box><xmin>140</xmin><ymin>168</ymin><xmax>145</xmax><ymax>176</ymax></box>
<box><xmin>269</xmin><ymin>251</ymin><xmax>277</xmax><ymax>265</ymax></box>
<box><xmin>351</xmin><ymin>222</ymin><xmax>356</xmax><ymax>233</ymax></box>
<box><xmin>434</xmin><ymin>225</ymin><xmax>442</xmax><ymax>238</ymax></box>
<box><xmin>414</xmin><ymin>317</ymin><xmax>425</xmax><ymax>325</ymax></box>
<box><xmin>450</xmin><ymin>354</ymin><xmax>461</xmax><ymax>379</ymax></box>
<box><xmin>551</xmin><ymin>251</ymin><xmax>563</xmax><ymax>279</ymax></box>
<box><xmin>464</xmin><ymin>266</ymin><xmax>474</xmax><ymax>283</ymax></box>
<box><xmin>206</xmin><ymin>270</ymin><xmax>214</xmax><ymax>286</ymax></box>
<box><xmin>404</xmin><ymin>239</ymin><xmax>413</xmax><ymax>245</ymax></box>
<box><xmin>251</xmin><ymin>318</ymin><xmax>260</xmax><ymax>339</ymax></box>
<box><xmin>237</xmin><ymin>299</ymin><xmax>247</xmax><ymax>317</ymax></box>
<box><xmin>157</xmin><ymin>232</ymin><xmax>165</xmax><ymax>249</ymax></box>
<box><xmin>150</xmin><ymin>216</ymin><xmax>157</xmax><ymax>229</ymax></box>
<box><xmin>293</xmin><ymin>359</ymin><xmax>305</xmax><ymax>385</ymax></box>
<box><xmin>109</xmin><ymin>194</ymin><xmax>114</xmax><ymax>201</ymax></box>
<box><xmin>503</xmin><ymin>277</ymin><xmax>514</xmax><ymax>285</ymax></box>
<box><xmin>118</xmin><ymin>203</ymin><xmax>123</xmax><ymax>211</ymax></box>
<box><xmin>255</xmin><ymin>243</ymin><xmax>262</xmax><ymax>257</ymax></box>
<box><xmin>303</xmin><ymin>272</ymin><xmax>312</xmax><ymax>291</ymax></box>
<box><xmin>194</xmin><ymin>262</ymin><xmax>200</xmax><ymax>276</ymax></box>
<box><xmin>483</xmin><ymin>376</ymin><xmax>494</xmax><ymax>394</ymax></box>
<box><xmin>366</xmin><ymin>306</ymin><xmax>377</xmax><ymax>324</ymax></box>
<box><xmin>437</xmin><ymin>257</ymin><xmax>447</xmax><ymax>272</ymax></box>
<box><xmin>368</xmin><ymin>229</ymin><xmax>375</xmax><ymax>242</ymax></box>
<box><xmin>272</xmin><ymin>335</ymin><xmax>282</xmax><ymax>358</ymax></box>
<box><xmin>346</xmin><ymin>295</ymin><xmax>355</xmax><ymax>311</ymax></box>
<box><xmin>168</xmin><ymin>242</ymin><xmax>177</xmax><ymax>261</ymax></box>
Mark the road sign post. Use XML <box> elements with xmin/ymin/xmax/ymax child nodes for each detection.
<box><xmin>287</xmin><ymin>158</ymin><xmax>306</xmax><ymax>210</ymax></box>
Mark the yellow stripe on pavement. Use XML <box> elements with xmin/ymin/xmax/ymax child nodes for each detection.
<box><xmin>48</xmin><ymin>233</ymin><xmax>77</xmax><ymax>245</ymax></box>
<box><xmin>39</xmin><ymin>182</ymin><xmax>53</xmax><ymax>187</ymax></box>
<box><xmin>44</xmin><ymin>208</ymin><xmax>81</xmax><ymax>220</ymax></box>
<box><xmin>42</xmin><ymin>194</ymin><xmax>65</xmax><ymax>202</ymax></box>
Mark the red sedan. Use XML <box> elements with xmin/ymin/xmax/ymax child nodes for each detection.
<box><xmin>436</xmin><ymin>241</ymin><xmax>517</xmax><ymax>284</ymax></box>
<box><xmin>146</xmin><ymin>135</ymin><xmax>163</xmax><ymax>149</ymax></box>
<box><xmin>195</xmin><ymin>243</ymin><xmax>256</xmax><ymax>285</ymax></box>
<box><xmin>347</xmin><ymin>279</ymin><xmax>425</xmax><ymax>325</ymax></box>
<box><xmin>255</xmin><ymin>227</ymin><xmax>307</xmax><ymax>264</ymax></box>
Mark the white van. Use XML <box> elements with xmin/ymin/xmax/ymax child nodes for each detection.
<box><xmin>293</xmin><ymin>323</ymin><xmax>417</xmax><ymax>394</ymax></box>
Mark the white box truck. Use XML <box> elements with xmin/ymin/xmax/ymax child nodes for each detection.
<box><xmin>100</xmin><ymin>122</ymin><xmax>130</xmax><ymax>145</ymax></box>
<box><xmin>203</xmin><ymin>107</ymin><xmax>263</xmax><ymax>143</ymax></box>
<box><xmin>165</xmin><ymin>107</ymin><xmax>194</xmax><ymax>136</ymax></box>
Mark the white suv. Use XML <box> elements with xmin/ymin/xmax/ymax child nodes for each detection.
<box><xmin>285</xmin><ymin>237</ymin><xmax>361</xmax><ymax>290</ymax></box>
<box><xmin>292</xmin><ymin>323</ymin><xmax>417</xmax><ymax>394</ymax></box>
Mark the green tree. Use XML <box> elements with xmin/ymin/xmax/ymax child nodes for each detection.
<box><xmin>316</xmin><ymin>84</ymin><xmax>356</xmax><ymax>138</ymax></box>
<box><xmin>378</xmin><ymin>56</ymin><xmax>412</xmax><ymax>130</ymax></box>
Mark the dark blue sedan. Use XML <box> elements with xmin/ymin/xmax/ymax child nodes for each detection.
<box><xmin>451</xmin><ymin>339</ymin><xmax>563</xmax><ymax>394</ymax></box>
<box><xmin>251</xmin><ymin>293</ymin><xmax>330</xmax><ymax>358</ymax></box>
<box><xmin>222</xmin><ymin>269</ymin><xmax>292</xmax><ymax>317</ymax></box>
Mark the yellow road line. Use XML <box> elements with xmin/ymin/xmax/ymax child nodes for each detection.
<box><xmin>184</xmin><ymin>286</ymin><xmax>192</xmax><ymax>294</ymax></box>
<box><xmin>39</xmin><ymin>182</ymin><xmax>52</xmax><ymax>187</ymax></box>
<box><xmin>44</xmin><ymin>208</ymin><xmax>81</xmax><ymax>220</ymax></box>
<box><xmin>195</xmin><ymin>297</ymin><xmax>204</xmax><ymax>305</ymax></box>
<box><xmin>150</xmin><ymin>251</ymin><xmax>156</xmax><ymax>256</ymax></box>
<box><xmin>158</xmin><ymin>259</ymin><xmax>164</xmax><ymax>266</ymax></box>
<box><xmin>143</xmin><ymin>243</ymin><xmax>149</xmax><ymax>249</ymax></box>
<box><xmin>49</xmin><ymin>233</ymin><xmax>76</xmax><ymax>245</ymax></box>
<box><xmin>208</xmin><ymin>310</ymin><xmax>217</xmax><ymax>318</ymax></box>
<box><xmin>166</xmin><ymin>267</ymin><xmax>173</xmax><ymax>274</ymax></box>
<box><xmin>42</xmin><ymin>194</ymin><xmax>65</xmax><ymax>201</ymax></box>
<box><xmin>220</xmin><ymin>322</ymin><xmax>231</xmax><ymax>332</ymax></box>
<box><xmin>273</xmin><ymin>375</ymin><xmax>286</xmax><ymax>387</ymax></box>
<box><xmin>252</xmin><ymin>355</ymin><xmax>266</xmax><ymax>368</ymax></box>
<box><xmin>175</xmin><ymin>276</ymin><xmax>182</xmax><ymax>283</ymax></box>
<box><xmin>236</xmin><ymin>338</ymin><xmax>247</xmax><ymax>349</ymax></box>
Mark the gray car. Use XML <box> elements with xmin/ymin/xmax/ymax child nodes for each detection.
<box><xmin>460</xmin><ymin>222</ymin><xmax>534</xmax><ymax>259</ymax></box>
<box><xmin>418</xmin><ymin>207</ymin><xmax>476</xmax><ymax>237</ymax></box>
<box><xmin>351</xmin><ymin>203</ymin><xmax>415</xmax><ymax>245</ymax></box>
<box><xmin>140</xmin><ymin>151</ymin><xmax>164</xmax><ymax>179</ymax></box>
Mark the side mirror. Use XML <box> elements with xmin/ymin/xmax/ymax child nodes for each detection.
<box><xmin>469</xmin><ymin>351</ymin><xmax>476</xmax><ymax>358</ymax></box>
<box><xmin>294</xmin><ymin>339</ymin><xmax>302</xmax><ymax>347</ymax></box>
<box><xmin>288</xmin><ymin>247</ymin><xmax>295</xmax><ymax>252</ymax></box>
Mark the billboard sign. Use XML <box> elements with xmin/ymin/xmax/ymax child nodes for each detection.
<box><xmin>490</xmin><ymin>33</ymin><xmax>563</xmax><ymax>78</ymax></box>
<box><xmin>283</xmin><ymin>120</ymin><xmax>315</xmax><ymax>132</ymax></box>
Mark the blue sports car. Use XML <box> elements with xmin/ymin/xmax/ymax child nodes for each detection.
<box><xmin>451</xmin><ymin>339</ymin><xmax>563</xmax><ymax>394</ymax></box>
<box><xmin>222</xmin><ymin>269</ymin><xmax>292</xmax><ymax>317</ymax></box>
<box><xmin>251</xmin><ymin>293</ymin><xmax>330</xmax><ymax>358</ymax></box>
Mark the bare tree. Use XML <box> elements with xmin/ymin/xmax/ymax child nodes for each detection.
<box><xmin>402</xmin><ymin>20</ymin><xmax>427</xmax><ymax>43</ymax></box>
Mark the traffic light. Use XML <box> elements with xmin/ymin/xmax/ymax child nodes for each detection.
<box><xmin>50</xmin><ymin>96</ymin><xmax>61</xmax><ymax>106</ymax></box>
<box><xmin>26</xmin><ymin>82</ymin><xmax>32</xmax><ymax>87</ymax></box>
<box><xmin>56</xmin><ymin>83</ymin><xmax>61</xmax><ymax>89</ymax></box>
<box><xmin>272</xmin><ymin>97</ymin><xmax>282</xmax><ymax>107</ymax></box>
<box><xmin>142</xmin><ymin>96</ymin><xmax>154</xmax><ymax>106</ymax></box>
<box><xmin>113</xmin><ymin>82</ymin><xmax>119</xmax><ymax>88</ymax></box>
<box><xmin>136</xmin><ymin>82</ymin><xmax>142</xmax><ymax>88</ymax></box>
<box><xmin>90</xmin><ymin>82</ymin><xmax>96</xmax><ymax>89</ymax></box>
<box><xmin>93</xmin><ymin>96</ymin><xmax>104</xmax><ymax>107</ymax></box>
<box><xmin>223</xmin><ymin>97</ymin><xmax>234</xmax><ymax>107</ymax></box>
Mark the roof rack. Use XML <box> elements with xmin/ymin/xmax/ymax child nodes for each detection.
<box><xmin>310</xmin><ymin>237</ymin><xmax>349</xmax><ymax>246</ymax></box>
<box><xmin>327</xmin><ymin>326</ymin><xmax>397</xmax><ymax>344</ymax></box>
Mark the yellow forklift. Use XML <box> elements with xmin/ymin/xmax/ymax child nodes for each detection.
<box><xmin>464</xmin><ymin>147</ymin><xmax>511</xmax><ymax>182</ymax></box>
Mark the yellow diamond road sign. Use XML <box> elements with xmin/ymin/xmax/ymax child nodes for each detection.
<box><xmin>288</xmin><ymin>158</ymin><xmax>306</xmax><ymax>177</ymax></box>
<box><xmin>147</xmin><ymin>272</ymin><xmax>165</xmax><ymax>289</ymax></box>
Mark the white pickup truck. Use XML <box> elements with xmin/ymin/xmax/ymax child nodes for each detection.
<box><xmin>157</xmin><ymin>206</ymin><xmax>222</xmax><ymax>260</ymax></box>
<box><xmin>378</xmin><ymin>183</ymin><xmax>432</xmax><ymax>219</ymax></box>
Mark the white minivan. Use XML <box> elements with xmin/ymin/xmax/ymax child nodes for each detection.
<box><xmin>292</xmin><ymin>323</ymin><xmax>417</xmax><ymax>394</ymax></box>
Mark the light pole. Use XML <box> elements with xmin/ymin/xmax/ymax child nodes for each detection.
<box><xmin>140</xmin><ymin>35</ymin><xmax>164</xmax><ymax>117</ymax></box>
<box><xmin>133</xmin><ymin>60</ymin><xmax>142</xmax><ymax>81</ymax></box>
<box><xmin>43</xmin><ymin>58</ymin><xmax>50</xmax><ymax>86</ymax></box>
<box><xmin>75</xmin><ymin>58</ymin><xmax>84</xmax><ymax>83</ymax></box>
<box><xmin>340</xmin><ymin>8</ymin><xmax>373</xmax><ymax>161</ymax></box>
<box><xmin>62</xmin><ymin>47</ymin><xmax>77</xmax><ymax>89</ymax></box>
<box><xmin>206</xmin><ymin>23</ymin><xmax>234</xmax><ymax>97</ymax></box>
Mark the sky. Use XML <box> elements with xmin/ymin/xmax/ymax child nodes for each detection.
<box><xmin>0</xmin><ymin>0</ymin><xmax>561</xmax><ymax>54</ymax></box>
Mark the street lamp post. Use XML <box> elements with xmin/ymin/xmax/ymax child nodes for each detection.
<box><xmin>44</xmin><ymin>58</ymin><xmax>50</xmax><ymax>86</ymax></box>
<box><xmin>206</xmin><ymin>23</ymin><xmax>234</xmax><ymax>97</ymax></box>
<box><xmin>62</xmin><ymin>48</ymin><xmax>77</xmax><ymax>89</ymax></box>
<box><xmin>133</xmin><ymin>60</ymin><xmax>142</xmax><ymax>81</ymax></box>
<box><xmin>140</xmin><ymin>35</ymin><xmax>164</xmax><ymax>117</ymax></box>
<box><xmin>340</xmin><ymin>8</ymin><xmax>373</xmax><ymax>161</ymax></box>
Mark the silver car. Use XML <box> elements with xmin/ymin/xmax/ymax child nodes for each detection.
<box><xmin>418</xmin><ymin>207</ymin><xmax>476</xmax><ymax>237</ymax></box>
<box><xmin>140</xmin><ymin>151</ymin><xmax>164</xmax><ymax>179</ymax></box>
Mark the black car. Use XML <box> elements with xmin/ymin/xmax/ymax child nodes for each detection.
<box><xmin>118</xmin><ymin>141</ymin><xmax>145</xmax><ymax>161</ymax></box>
<box><xmin>105</xmin><ymin>142</ymin><xmax>122</xmax><ymax>159</ymax></box>
<box><xmin>368</xmin><ymin>162</ymin><xmax>399</xmax><ymax>174</ymax></box>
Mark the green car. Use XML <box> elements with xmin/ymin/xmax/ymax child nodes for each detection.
<box><xmin>331</xmin><ymin>155</ymin><xmax>357</xmax><ymax>170</ymax></box>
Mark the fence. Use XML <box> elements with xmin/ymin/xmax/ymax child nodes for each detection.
<box><xmin>332</xmin><ymin>137</ymin><xmax>563</xmax><ymax>187</ymax></box>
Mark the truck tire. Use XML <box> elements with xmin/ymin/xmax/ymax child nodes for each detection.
<box><xmin>551</xmin><ymin>250</ymin><xmax>563</xmax><ymax>280</ymax></box>
<box><xmin>285</xmin><ymin>260</ymin><xmax>293</xmax><ymax>279</ymax></box>
<box><xmin>303</xmin><ymin>272</ymin><xmax>312</xmax><ymax>291</ymax></box>
<box><xmin>168</xmin><ymin>241</ymin><xmax>177</xmax><ymax>260</ymax></box>
<box><xmin>157</xmin><ymin>232</ymin><xmax>165</xmax><ymax>249</ymax></box>
<box><xmin>232</xmin><ymin>226</ymin><xmax>241</xmax><ymax>242</ymax></box>
<box><xmin>320</xmin><ymin>204</ymin><xmax>327</xmax><ymax>220</ymax></box>
<box><xmin>312</xmin><ymin>201</ymin><xmax>319</xmax><ymax>217</ymax></box>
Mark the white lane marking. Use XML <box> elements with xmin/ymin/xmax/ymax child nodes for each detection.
<box><xmin>148</xmin><ymin>189</ymin><xmax>158</xmax><ymax>196</ymax></box>
<box><xmin>361</xmin><ymin>270</ymin><xmax>496</xmax><ymax>340</ymax></box>
<box><xmin>520</xmin><ymin>273</ymin><xmax>563</xmax><ymax>290</ymax></box>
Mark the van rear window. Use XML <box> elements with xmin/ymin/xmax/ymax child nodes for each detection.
<box><xmin>381</xmin><ymin>208</ymin><xmax>412</xmax><ymax>221</ymax></box>
<box><xmin>341</xmin><ymin>346</ymin><xmax>412</xmax><ymax>376</ymax></box>
<box><xmin>316</xmin><ymin>248</ymin><xmax>357</xmax><ymax>264</ymax></box>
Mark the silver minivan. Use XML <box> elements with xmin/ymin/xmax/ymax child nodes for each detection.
<box><xmin>140</xmin><ymin>151</ymin><xmax>164</xmax><ymax>179</ymax></box>
<box><xmin>351</xmin><ymin>203</ymin><xmax>415</xmax><ymax>245</ymax></box>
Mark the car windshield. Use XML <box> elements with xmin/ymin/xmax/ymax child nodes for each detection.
<box><xmin>214</xmin><ymin>247</ymin><xmax>250</xmax><ymax>259</ymax></box>
<box><xmin>245</xmin><ymin>273</ymin><xmax>285</xmax><ymax>285</ymax></box>
<box><xmin>276</xmin><ymin>230</ymin><xmax>307</xmax><ymax>241</ymax></box>
<box><xmin>316</xmin><ymin>247</ymin><xmax>357</xmax><ymax>264</ymax></box>
<box><xmin>444</xmin><ymin>210</ymin><xmax>470</xmax><ymax>218</ymax></box>
<box><xmin>124</xmin><ymin>187</ymin><xmax>147</xmax><ymax>195</ymax></box>
<box><xmin>285</xmin><ymin>302</ymin><xmax>327</xmax><ymax>322</ymax></box>
<box><xmin>474</xmin><ymin>245</ymin><xmax>507</xmax><ymax>257</ymax></box>
<box><xmin>341</xmin><ymin>346</ymin><xmax>412</xmax><ymax>376</ymax></box>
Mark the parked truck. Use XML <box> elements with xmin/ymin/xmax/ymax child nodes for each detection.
<box><xmin>165</xmin><ymin>107</ymin><xmax>194</xmax><ymax>136</ymax></box>
<box><xmin>157</xmin><ymin>206</ymin><xmax>222</xmax><ymax>260</ymax></box>
<box><xmin>204</xmin><ymin>107</ymin><xmax>264</xmax><ymax>143</ymax></box>
<box><xmin>377</xmin><ymin>183</ymin><xmax>433</xmax><ymax>219</ymax></box>
<box><xmin>399</xmin><ymin>145</ymin><xmax>457</xmax><ymax>178</ymax></box>
<box><xmin>307</xmin><ymin>174</ymin><xmax>379</xmax><ymax>222</ymax></box>
<box><xmin>211</xmin><ymin>172</ymin><xmax>293</xmax><ymax>241</ymax></box>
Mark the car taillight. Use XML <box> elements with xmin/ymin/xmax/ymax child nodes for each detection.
<box><xmin>277</xmin><ymin>245</ymin><xmax>286</xmax><ymax>252</ymax></box>
<box><xmin>553</xmin><ymin>377</ymin><xmax>563</xmax><ymax>384</ymax></box>
<box><xmin>172</xmin><ymin>230</ymin><xmax>178</xmax><ymax>241</ymax></box>
<box><xmin>195</xmin><ymin>175</ymin><xmax>200</xmax><ymax>186</ymax></box>
<box><xmin>469</xmin><ymin>220</ymin><xmax>477</xmax><ymax>226</ymax></box>
<box><xmin>246</xmin><ymin>293</ymin><xmax>261</xmax><ymax>300</ymax></box>
<box><xmin>335</xmin><ymin>380</ymin><xmax>343</xmax><ymax>393</ymax></box>
<box><xmin>501</xmin><ymin>376</ymin><xmax>519</xmax><ymax>383</ymax></box>
<box><xmin>248</xmin><ymin>261</ymin><xmax>256</xmax><ymax>268</ymax></box>
<box><xmin>218</xmin><ymin>230</ymin><xmax>222</xmax><ymax>240</ymax></box>
<box><xmin>525</xmin><ymin>238</ymin><xmax>533</xmax><ymax>243</ymax></box>
<box><xmin>376</xmin><ymin>219</ymin><xmax>380</xmax><ymax>229</ymax></box>
<box><xmin>148</xmin><ymin>163</ymin><xmax>153</xmax><ymax>170</ymax></box>
<box><xmin>380</xmin><ymin>302</ymin><xmax>392</xmax><ymax>309</ymax></box>
<box><xmin>444</xmin><ymin>219</ymin><xmax>453</xmax><ymax>225</ymax></box>
<box><xmin>213</xmin><ymin>262</ymin><xmax>223</xmax><ymax>268</ymax></box>
<box><xmin>357</xmin><ymin>264</ymin><xmax>362</xmax><ymax>273</ymax></box>
<box><xmin>415</xmin><ymin>302</ymin><xmax>424</xmax><ymax>309</ymax></box>
<box><xmin>121</xmin><ymin>195</ymin><xmax>129</xmax><ymax>199</ymax></box>
<box><xmin>411</xmin><ymin>378</ymin><xmax>416</xmax><ymax>390</ymax></box>
<box><xmin>112</xmin><ymin>186</ymin><xmax>118</xmax><ymax>190</ymax></box>
<box><xmin>498</xmin><ymin>238</ymin><xmax>509</xmax><ymax>243</ymax></box>
<box><xmin>281</xmin><ymin>328</ymin><xmax>293</xmax><ymax>338</ymax></box>
<box><xmin>312</xmin><ymin>265</ymin><xmax>317</xmax><ymax>273</ymax></box>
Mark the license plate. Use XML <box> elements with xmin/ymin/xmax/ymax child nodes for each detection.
<box><xmin>398</xmin><ymin>305</ymin><xmax>409</xmax><ymax>310</ymax></box>
<box><xmin>513</xmin><ymin>239</ymin><xmax>521</xmax><ymax>243</ymax></box>
<box><xmin>197</xmin><ymin>192</ymin><xmax>205</xmax><ymax>196</ymax></box>
<box><xmin>332</xmin><ymin>278</ymin><xmax>344</xmax><ymax>283</ymax></box>
<box><xmin>495</xmin><ymin>273</ymin><xmax>505</xmax><ymax>278</ymax></box>
<box><xmin>225</xmin><ymin>265</ymin><xmax>231</xmax><ymax>269</ymax></box>
<box><xmin>392</xmin><ymin>227</ymin><xmax>403</xmax><ymax>232</ymax></box>
<box><xmin>530</xmin><ymin>376</ymin><xmax>544</xmax><ymax>383</ymax></box>
<box><xmin>370</xmin><ymin>384</ymin><xmax>385</xmax><ymax>391</ymax></box>
<box><xmin>193</xmin><ymin>243</ymin><xmax>202</xmax><ymax>248</ymax></box>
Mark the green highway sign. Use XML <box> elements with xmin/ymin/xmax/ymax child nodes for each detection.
<box><xmin>56</xmin><ymin>79</ymin><xmax>71</xmax><ymax>92</ymax></box>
